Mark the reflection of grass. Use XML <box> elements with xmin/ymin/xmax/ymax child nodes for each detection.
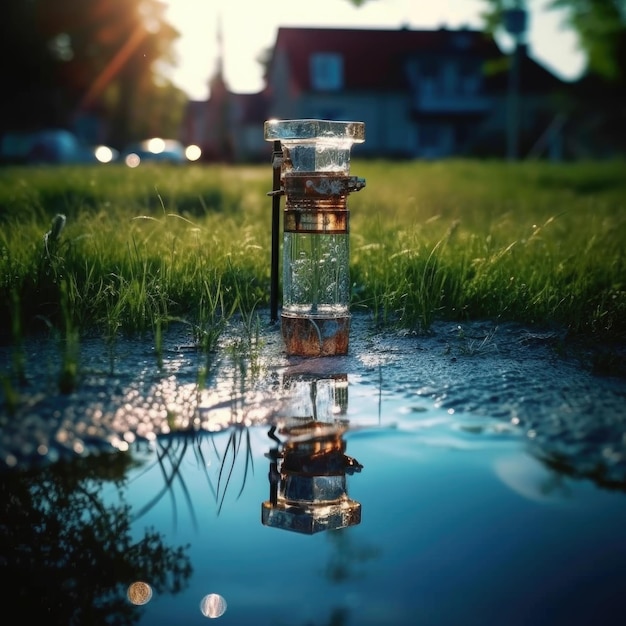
<box><xmin>216</xmin><ymin>427</ymin><xmax>254</xmax><ymax>514</ymax></box>
<box><xmin>133</xmin><ymin>436</ymin><xmax>204</xmax><ymax>529</ymax></box>
<box><xmin>133</xmin><ymin>425</ymin><xmax>255</xmax><ymax>523</ymax></box>
<box><xmin>448</xmin><ymin>324</ymin><xmax>499</xmax><ymax>357</ymax></box>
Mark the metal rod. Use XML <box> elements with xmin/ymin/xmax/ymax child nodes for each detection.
<box><xmin>507</xmin><ymin>40</ymin><xmax>521</xmax><ymax>161</ymax></box>
<box><xmin>270</xmin><ymin>140</ymin><xmax>281</xmax><ymax>324</ymax></box>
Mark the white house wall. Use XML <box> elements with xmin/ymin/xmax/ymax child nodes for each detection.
<box><xmin>268</xmin><ymin>92</ymin><xmax>416</xmax><ymax>158</ymax></box>
<box><xmin>268</xmin><ymin>49</ymin><xmax>298</xmax><ymax>120</ymax></box>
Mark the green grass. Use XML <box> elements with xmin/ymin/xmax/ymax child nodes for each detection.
<box><xmin>350</xmin><ymin>159</ymin><xmax>626</xmax><ymax>335</ymax></box>
<box><xmin>1</xmin><ymin>159</ymin><xmax>625</xmax><ymax>347</ymax></box>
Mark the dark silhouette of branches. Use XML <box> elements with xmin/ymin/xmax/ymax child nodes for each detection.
<box><xmin>0</xmin><ymin>453</ymin><xmax>192</xmax><ymax>625</ymax></box>
<box><xmin>0</xmin><ymin>0</ymin><xmax>184</xmax><ymax>144</ymax></box>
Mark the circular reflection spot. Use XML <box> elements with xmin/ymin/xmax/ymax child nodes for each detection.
<box><xmin>200</xmin><ymin>593</ymin><xmax>227</xmax><ymax>618</ymax></box>
<box><xmin>127</xmin><ymin>581</ymin><xmax>153</xmax><ymax>605</ymax></box>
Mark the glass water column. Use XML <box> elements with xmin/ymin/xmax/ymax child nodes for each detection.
<box><xmin>264</xmin><ymin>119</ymin><xmax>366</xmax><ymax>356</ymax></box>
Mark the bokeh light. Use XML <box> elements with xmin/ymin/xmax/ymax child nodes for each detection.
<box><xmin>147</xmin><ymin>137</ymin><xmax>166</xmax><ymax>153</ymax></box>
<box><xmin>127</xmin><ymin>581</ymin><xmax>153</xmax><ymax>605</ymax></box>
<box><xmin>200</xmin><ymin>593</ymin><xmax>227</xmax><ymax>618</ymax></box>
<box><xmin>125</xmin><ymin>153</ymin><xmax>141</xmax><ymax>168</ymax></box>
<box><xmin>95</xmin><ymin>145</ymin><xmax>115</xmax><ymax>163</ymax></box>
<box><xmin>185</xmin><ymin>144</ymin><xmax>202</xmax><ymax>161</ymax></box>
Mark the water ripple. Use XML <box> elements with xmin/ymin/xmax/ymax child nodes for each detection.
<box><xmin>1</xmin><ymin>315</ymin><xmax>624</xmax><ymax>491</ymax></box>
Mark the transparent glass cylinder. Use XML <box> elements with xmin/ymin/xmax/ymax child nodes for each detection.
<box><xmin>265</xmin><ymin>119</ymin><xmax>365</xmax><ymax>356</ymax></box>
<box><xmin>264</xmin><ymin>119</ymin><xmax>364</xmax><ymax>174</ymax></box>
<box><xmin>282</xmin><ymin>232</ymin><xmax>350</xmax><ymax>316</ymax></box>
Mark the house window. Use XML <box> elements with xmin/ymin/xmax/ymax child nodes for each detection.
<box><xmin>452</xmin><ymin>32</ymin><xmax>472</xmax><ymax>50</ymax></box>
<box><xmin>419</xmin><ymin>60</ymin><xmax>441</xmax><ymax>96</ymax></box>
<box><xmin>310</xmin><ymin>53</ymin><xmax>344</xmax><ymax>91</ymax></box>
<box><xmin>459</xmin><ymin>61</ymin><xmax>482</xmax><ymax>95</ymax></box>
<box><xmin>421</xmin><ymin>78</ymin><xmax>437</xmax><ymax>97</ymax></box>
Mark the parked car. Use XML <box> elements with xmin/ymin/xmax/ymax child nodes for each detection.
<box><xmin>0</xmin><ymin>129</ymin><xmax>118</xmax><ymax>165</ymax></box>
<box><xmin>121</xmin><ymin>138</ymin><xmax>195</xmax><ymax>167</ymax></box>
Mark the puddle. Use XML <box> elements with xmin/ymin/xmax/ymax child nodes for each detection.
<box><xmin>1</xmin><ymin>313</ymin><xmax>624</xmax><ymax>488</ymax></box>
<box><xmin>1</xmin><ymin>313</ymin><xmax>625</xmax><ymax>624</ymax></box>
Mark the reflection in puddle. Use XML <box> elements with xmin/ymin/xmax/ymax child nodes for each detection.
<box><xmin>127</xmin><ymin>581</ymin><xmax>153</xmax><ymax>606</ymax></box>
<box><xmin>127</xmin><ymin>371</ymin><xmax>365</xmax><ymax>534</ymax></box>
<box><xmin>262</xmin><ymin>373</ymin><xmax>362</xmax><ymax>534</ymax></box>
<box><xmin>199</xmin><ymin>593</ymin><xmax>227</xmax><ymax>618</ymax></box>
<box><xmin>494</xmin><ymin>453</ymin><xmax>576</xmax><ymax>504</ymax></box>
<box><xmin>2</xmin><ymin>315</ymin><xmax>625</xmax><ymax>492</ymax></box>
<box><xmin>2</xmin><ymin>317</ymin><xmax>626</xmax><ymax>624</ymax></box>
<box><xmin>0</xmin><ymin>453</ymin><xmax>193</xmax><ymax>623</ymax></box>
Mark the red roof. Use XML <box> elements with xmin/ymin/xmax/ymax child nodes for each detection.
<box><xmin>271</xmin><ymin>27</ymin><xmax>503</xmax><ymax>92</ymax></box>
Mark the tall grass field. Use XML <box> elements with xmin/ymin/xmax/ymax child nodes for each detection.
<box><xmin>1</xmin><ymin>159</ymin><xmax>624</xmax><ymax>344</ymax></box>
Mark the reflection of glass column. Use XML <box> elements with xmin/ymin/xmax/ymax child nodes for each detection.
<box><xmin>262</xmin><ymin>373</ymin><xmax>362</xmax><ymax>534</ymax></box>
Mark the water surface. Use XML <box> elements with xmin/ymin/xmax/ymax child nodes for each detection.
<box><xmin>1</xmin><ymin>314</ymin><xmax>625</xmax><ymax>625</ymax></box>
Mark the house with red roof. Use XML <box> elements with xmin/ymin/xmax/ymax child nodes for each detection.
<box><xmin>182</xmin><ymin>26</ymin><xmax>567</xmax><ymax>161</ymax></box>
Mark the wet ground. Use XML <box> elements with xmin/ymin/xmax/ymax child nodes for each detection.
<box><xmin>1</xmin><ymin>312</ymin><xmax>625</xmax><ymax>484</ymax></box>
<box><xmin>1</xmin><ymin>312</ymin><xmax>625</xmax><ymax>624</ymax></box>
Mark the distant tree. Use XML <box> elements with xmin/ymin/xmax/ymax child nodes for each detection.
<box><xmin>548</xmin><ymin>0</ymin><xmax>625</xmax><ymax>83</ymax></box>
<box><xmin>481</xmin><ymin>0</ymin><xmax>625</xmax><ymax>155</ymax></box>
<box><xmin>481</xmin><ymin>0</ymin><xmax>625</xmax><ymax>83</ymax></box>
<box><xmin>547</xmin><ymin>0</ymin><xmax>625</xmax><ymax>155</ymax></box>
<box><xmin>0</xmin><ymin>1</ymin><xmax>61</xmax><ymax>130</ymax></box>
<box><xmin>137</xmin><ymin>78</ymin><xmax>190</xmax><ymax>140</ymax></box>
<box><xmin>0</xmin><ymin>0</ymin><xmax>184</xmax><ymax>146</ymax></box>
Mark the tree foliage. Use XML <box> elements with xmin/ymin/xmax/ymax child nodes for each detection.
<box><xmin>481</xmin><ymin>0</ymin><xmax>625</xmax><ymax>155</ymax></box>
<box><xmin>0</xmin><ymin>0</ymin><xmax>186</xmax><ymax>146</ymax></box>
<box><xmin>548</xmin><ymin>0</ymin><xmax>625</xmax><ymax>83</ymax></box>
<box><xmin>480</xmin><ymin>0</ymin><xmax>626</xmax><ymax>83</ymax></box>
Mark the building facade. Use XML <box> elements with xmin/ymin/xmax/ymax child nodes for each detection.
<box><xmin>182</xmin><ymin>26</ymin><xmax>566</xmax><ymax>162</ymax></box>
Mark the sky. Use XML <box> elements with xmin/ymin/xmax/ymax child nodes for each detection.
<box><xmin>161</xmin><ymin>0</ymin><xmax>585</xmax><ymax>101</ymax></box>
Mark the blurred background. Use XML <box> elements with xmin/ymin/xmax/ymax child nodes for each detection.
<box><xmin>0</xmin><ymin>0</ymin><xmax>623</xmax><ymax>165</ymax></box>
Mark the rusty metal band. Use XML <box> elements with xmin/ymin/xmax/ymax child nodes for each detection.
<box><xmin>283</xmin><ymin>208</ymin><xmax>349</xmax><ymax>234</ymax></box>
<box><xmin>284</xmin><ymin>196</ymin><xmax>348</xmax><ymax>210</ymax></box>
<box><xmin>284</xmin><ymin>174</ymin><xmax>359</xmax><ymax>199</ymax></box>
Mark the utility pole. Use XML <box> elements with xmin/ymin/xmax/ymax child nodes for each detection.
<box><xmin>503</xmin><ymin>1</ymin><xmax>528</xmax><ymax>161</ymax></box>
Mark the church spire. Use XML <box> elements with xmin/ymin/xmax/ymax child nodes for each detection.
<box><xmin>215</xmin><ymin>12</ymin><xmax>224</xmax><ymax>82</ymax></box>
<box><xmin>209</xmin><ymin>12</ymin><xmax>227</xmax><ymax>96</ymax></box>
